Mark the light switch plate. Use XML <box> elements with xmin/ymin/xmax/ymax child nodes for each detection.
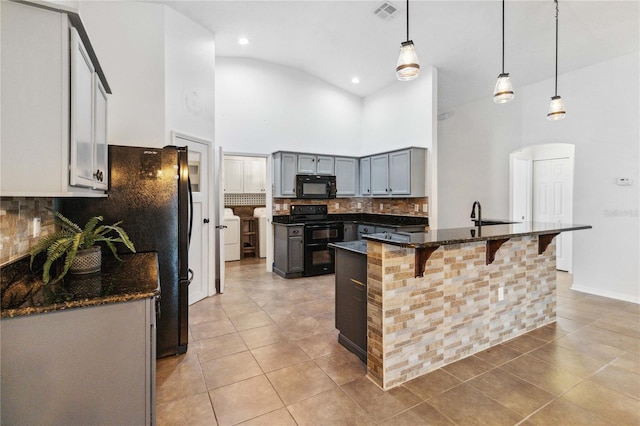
<box><xmin>616</xmin><ymin>177</ymin><xmax>633</xmax><ymax>186</ymax></box>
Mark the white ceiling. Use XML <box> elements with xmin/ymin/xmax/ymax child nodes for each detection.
<box><xmin>159</xmin><ymin>0</ymin><xmax>639</xmax><ymax>112</ymax></box>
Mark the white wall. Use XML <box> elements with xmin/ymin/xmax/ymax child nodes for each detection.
<box><xmin>361</xmin><ymin>67</ymin><xmax>436</xmax><ymax>155</ymax></box>
<box><xmin>438</xmin><ymin>52</ymin><xmax>639</xmax><ymax>303</ymax></box>
<box><xmin>79</xmin><ymin>1</ymin><xmax>166</xmax><ymax>147</ymax></box>
<box><xmin>438</xmin><ymin>94</ymin><xmax>522</xmax><ymax>227</ymax></box>
<box><xmin>164</xmin><ymin>8</ymin><xmax>215</xmax><ymax>145</ymax></box>
<box><xmin>79</xmin><ymin>2</ymin><xmax>215</xmax><ymax>148</ymax></box>
<box><xmin>215</xmin><ymin>57</ymin><xmax>362</xmax><ymax>156</ymax></box>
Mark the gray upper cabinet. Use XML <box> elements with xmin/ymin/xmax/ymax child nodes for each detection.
<box><xmin>273</xmin><ymin>152</ymin><xmax>298</xmax><ymax>197</ymax></box>
<box><xmin>0</xmin><ymin>1</ymin><xmax>110</xmax><ymax>197</ymax></box>
<box><xmin>360</xmin><ymin>157</ymin><xmax>371</xmax><ymax>196</ymax></box>
<box><xmin>363</xmin><ymin>148</ymin><xmax>426</xmax><ymax>198</ymax></box>
<box><xmin>335</xmin><ymin>157</ymin><xmax>358</xmax><ymax>196</ymax></box>
<box><xmin>370</xmin><ymin>154</ymin><xmax>390</xmax><ymax>196</ymax></box>
<box><xmin>298</xmin><ymin>154</ymin><xmax>334</xmax><ymax>175</ymax></box>
<box><xmin>389</xmin><ymin>150</ymin><xmax>411</xmax><ymax>195</ymax></box>
<box><xmin>273</xmin><ymin>147</ymin><xmax>426</xmax><ymax>198</ymax></box>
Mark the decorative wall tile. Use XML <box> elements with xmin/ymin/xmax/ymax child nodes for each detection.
<box><xmin>0</xmin><ymin>197</ymin><xmax>56</xmax><ymax>266</ymax></box>
<box><xmin>366</xmin><ymin>235</ymin><xmax>557</xmax><ymax>390</ymax></box>
<box><xmin>273</xmin><ymin>197</ymin><xmax>428</xmax><ymax>217</ymax></box>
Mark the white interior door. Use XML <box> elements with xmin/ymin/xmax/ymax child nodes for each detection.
<box><xmin>533</xmin><ymin>158</ymin><xmax>573</xmax><ymax>272</ymax></box>
<box><xmin>172</xmin><ymin>133</ymin><xmax>212</xmax><ymax>304</ymax></box>
<box><xmin>512</xmin><ymin>159</ymin><xmax>532</xmax><ymax>222</ymax></box>
<box><xmin>216</xmin><ymin>147</ymin><xmax>226</xmax><ymax>293</ymax></box>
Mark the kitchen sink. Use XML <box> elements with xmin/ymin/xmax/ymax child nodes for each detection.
<box><xmin>472</xmin><ymin>219</ymin><xmax>520</xmax><ymax>226</ymax></box>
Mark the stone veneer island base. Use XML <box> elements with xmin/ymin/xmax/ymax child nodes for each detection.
<box><xmin>362</xmin><ymin>222</ymin><xmax>591</xmax><ymax>390</ymax></box>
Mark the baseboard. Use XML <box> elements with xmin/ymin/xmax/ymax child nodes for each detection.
<box><xmin>570</xmin><ymin>284</ymin><xmax>640</xmax><ymax>304</ymax></box>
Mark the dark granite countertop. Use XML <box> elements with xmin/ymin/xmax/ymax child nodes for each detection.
<box><xmin>362</xmin><ymin>222</ymin><xmax>592</xmax><ymax>248</ymax></box>
<box><xmin>1</xmin><ymin>252</ymin><xmax>160</xmax><ymax>318</ymax></box>
<box><xmin>329</xmin><ymin>240</ymin><xmax>368</xmax><ymax>255</ymax></box>
<box><xmin>273</xmin><ymin>213</ymin><xmax>428</xmax><ymax>228</ymax></box>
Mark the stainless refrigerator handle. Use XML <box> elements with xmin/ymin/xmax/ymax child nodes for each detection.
<box><xmin>187</xmin><ymin>175</ymin><xmax>194</xmax><ymax>250</ymax></box>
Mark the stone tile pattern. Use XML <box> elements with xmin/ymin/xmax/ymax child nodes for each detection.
<box><xmin>367</xmin><ymin>235</ymin><xmax>557</xmax><ymax>389</ymax></box>
<box><xmin>0</xmin><ymin>197</ymin><xmax>55</xmax><ymax>265</ymax></box>
<box><xmin>273</xmin><ymin>196</ymin><xmax>428</xmax><ymax>217</ymax></box>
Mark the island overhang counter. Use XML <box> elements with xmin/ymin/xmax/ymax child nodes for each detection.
<box><xmin>354</xmin><ymin>221</ymin><xmax>591</xmax><ymax>390</ymax></box>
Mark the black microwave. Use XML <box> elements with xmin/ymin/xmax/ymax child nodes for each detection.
<box><xmin>295</xmin><ymin>174</ymin><xmax>337</xmax><ymax>199</ymax></box>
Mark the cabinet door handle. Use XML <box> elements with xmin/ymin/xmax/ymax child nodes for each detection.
<box><xmin>350</xmin><ymin>278</ymin><xmax>365</xmax><ymax>287</ymax></box>
<box><xmin>203</xmin><ymin>218</ymin><xmax>210</xmax><ymax>224</ymax></box>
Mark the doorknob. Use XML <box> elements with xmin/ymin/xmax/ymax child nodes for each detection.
<box><xmin>204</xmin><ymin>218</ymin><xmax>210</xmax><ymax>223</ymax></box>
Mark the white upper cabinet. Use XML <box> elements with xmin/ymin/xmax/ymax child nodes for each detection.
<box><xmin>335</xmin><ymin>157</ymin><xmax>358</xmax><ymax>196</ymax></box>
<box><xmin>297</xmin><ymin>154</ymin><xmax>334</xmax><ymax>175</ymax></box>
<box><xmin>224</xmin><ymin>156</ymin><xmax>267</xmax><ymax>193</ymax></box>
<box><xmin>0</xmin><ymin>1</ymin><xmax>110</xmax><ymax>197</ymax></box>
<box><xmin>243</xmin><ymin>157</ymin><xmax>266</xmax><ymax>193</ymax></box>
<box><xmin>93</xmin><ymin>78</ymin><xmax>109</xmax><ymax>190</ymax></box>
<box><xmin>223</xmin><ymin>157</ymin><xmax>244</xmax><ymax>193</ymax></box>
<box><xmin>70</xmin><ymin>27</ymin><xmax>96</xmax><ymax>189</ymax></box>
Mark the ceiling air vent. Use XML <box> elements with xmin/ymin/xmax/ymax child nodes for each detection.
<box><xmin>373</xmin><ymin>2</ymin><xmax>399</xmax><ymax>21</ymax></box>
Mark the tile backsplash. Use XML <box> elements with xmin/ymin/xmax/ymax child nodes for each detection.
<box><xmin>272</xmin><ymin>197</ymin><xmax>429</xmax><ymax>217</ymax></box>
<box><xmin>0</xmin><ymin>197</ymin><xmax>56</xmax><ymax>266</ymax></box>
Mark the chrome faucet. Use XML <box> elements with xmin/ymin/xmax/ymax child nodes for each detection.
<box><xmin>470</xmin><ymin>201</ymin><xmax>482</xmax><ymax>226</ymax></box>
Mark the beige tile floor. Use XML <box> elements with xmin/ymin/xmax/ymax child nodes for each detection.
<box><xmin>157</xmin><ymin>258</ymin><xmax>640</xmax><ymax>425</ymax></box>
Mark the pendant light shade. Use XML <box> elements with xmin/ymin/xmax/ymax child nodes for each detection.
<box><xmin>494</xmin><ymin>0</ymin><xmax>514</xmax><ymax>103</ymax></box>
<box><xmin>396</xmin><ymin>0</ymin><xmax>420</xmax><ymax>81</ymax></box>
<box><xmin>396</xmin><ymin>41</ymin><xmax>420</xmax><ymax>81</ymax></box>
<box><xmin>548</xmin><ymin>0</ymin><xmax>566</xmax><ymax>120</ymax></box>
<box><xmin>547</xmin><ymin>95</ymin><xmax>566</xmax><ymax>120</ymax></box>
<box><xmin>493</xmin><ymin>73</ymin><xmax>514</xmax><ymax>103</ymax></box>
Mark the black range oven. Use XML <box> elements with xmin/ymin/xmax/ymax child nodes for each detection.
<box><xmin>290</xmin><ymin>205</ymin><xmax>344</xmax><ymax>277</ymax></box>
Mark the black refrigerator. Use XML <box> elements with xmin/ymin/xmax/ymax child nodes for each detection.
<box><xmin>61</xmin><ymin>145</ymin><xmax>191</xmax><ymax>358</ymax></box>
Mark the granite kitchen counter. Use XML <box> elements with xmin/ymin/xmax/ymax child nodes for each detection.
<box><xmin>329</xmin><ymin>240</ymin><xmax>367</xmax><ymax>255</ymax></box>
<box><xmin>362</xmin><ymin>221</ymin><xmax>591</xmax><ymax>248</ymax></box>
<box><xmin>1</xmin><ymin>252</ymin><xmax>160</xmax><ymax>318</ymax></box>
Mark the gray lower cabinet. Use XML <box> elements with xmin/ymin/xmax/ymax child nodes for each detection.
<box><xmin>274</xmin><ymin>224</ymin><xmax>304</xmax><ymax>277</ymax></box>
<box><xmin>357</xmin><ymin>224</ymin><xmax>375</xmax><ymax>240</ymax></box>
<box><xmin>343</xmin><ymin>223</ymin><xmax>357</xmax><ymax>241</ymax></box>
<box><xmin>1</xmin><ymin>298</ymin><xmax>156</xmax><ymax>425</ymax></box>
<box><xmin>334</xmin><ymin>248</ymin><xmax>367</xmax><ymax>361</ymax></box>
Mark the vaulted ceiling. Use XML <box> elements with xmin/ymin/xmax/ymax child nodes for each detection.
<box><xmin>160</xmin><ymin>1</ymin><xmax>639</xmax><ymax>111</ymax></box>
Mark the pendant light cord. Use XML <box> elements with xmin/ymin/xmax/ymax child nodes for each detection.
<box><xmin>501</xmin><ymin>0</ymin><xmax>505</xmax><ymax>74</ymax></box>
<box><xmin>554</xmin><ymin>0</ymin><xmax>559</xmax><ymax>96</ymax></box>
<box><xmin>406</xmin><ymin>0</ymin><xmax>410</xmax><ymax>41</ymax></box>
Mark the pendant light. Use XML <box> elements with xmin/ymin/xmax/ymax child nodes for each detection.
<box><xmin>396</xmin><ymin>0</ymin><xmax>420</xmax><ymax>81</ymax></box>
<box><xmin>493</xmin><ymin>0</ymin><xmax>514</xmax><ymax>103</ymax></box>
<box><xmin>547</xmin><ymin>0</ymin><xmax>566</xmax><ymax>120</ymax></box>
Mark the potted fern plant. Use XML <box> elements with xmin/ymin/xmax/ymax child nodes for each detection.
<box><xmin>30</xmin><ymin>209</ymin><xmax>136</xmax><ymax>284</ymax></box>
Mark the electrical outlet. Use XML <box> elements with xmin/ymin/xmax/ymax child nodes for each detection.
<box><xmin>498</xmin><ymin>286</ymin><xmax>504</xmax><ymax>301</ymax></box>
<box><xmin>334</xmin><ymin>202</ymin><xmax>339</xmax><ymax>210</ymax></box>
<box><xmin>283</xmin><ymin>203</ymin><xmax>288</xmax><ymax>211</ymax></box>
<box><xmin>422</xmin><ymin>204</ymin><xmax>428</xmax><ymax>213</ymax></box>
<box><xmin>379</xmin><ymin>203</ymin><xmax>384</xmax><ymax>210</ymax></box>
<box><xmin>414</xmin><ymin>204</ymin><xmax>419</xmax><ymax>212</ymax></box>
<box><xmin>275</xmin><ymin>204</ymin><xmax>281</xmax><ymax>211</ymax></box>
<box><xmin>33</xmin><ymin>217</ymin><xmax>41</xmax><ymax>238</ymax></box>
<box><xmin>357</xmin><ymin>202</ymin><xmax>362</xmax><ymax>209</ymax></box>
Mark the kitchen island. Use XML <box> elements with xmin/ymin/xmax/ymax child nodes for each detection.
<box><xmin>1</xmin><ymin>252</ymin><xmax>159</xmax><ymax>425</ymax></box>
<box><xmin>334</xmin><ymin>221</ymin><xmax>591</xmax><ymax>390</ymax></box>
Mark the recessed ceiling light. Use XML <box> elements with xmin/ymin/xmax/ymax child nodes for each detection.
<box><xmin>238</xmin><ymin>37</ymin><xmax>250</xmax><ymax>45</ymax></box>
<box><xmin>352</xmin><ymin>77</ymin><xmax>360</xmax><ymax>84</ymax></box>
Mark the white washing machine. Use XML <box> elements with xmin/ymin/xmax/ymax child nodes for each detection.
<box><xmin>253</xmin><ymin>207</ymin><xmax>267</xmax><ymax>258</ymax></box>
<box><xmin>224</xmin><ymin>208</ymin><xmax>240</xmax><ymax>261</ymax></box>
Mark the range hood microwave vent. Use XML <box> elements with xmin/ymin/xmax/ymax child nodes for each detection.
<box><xmin>373</xmin><ymin>2</ymin><xmax>399</xmax><ymax>21</ymax></box>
